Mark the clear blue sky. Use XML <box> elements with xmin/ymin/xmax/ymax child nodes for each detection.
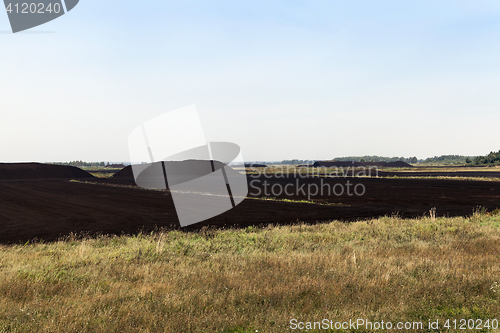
<box><xmin>1</xmin><ymin>0</ymin><xmax>500</xmax><ymax>162</ymax></box>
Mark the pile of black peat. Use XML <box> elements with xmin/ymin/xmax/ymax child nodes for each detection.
<box><xmin>112</xmin><ymin>160</ymin><xmax>232</xmax><ymax>188</ymax></box>
<box><xmin>0</xmin><ymin>163</ymin><xmax>95</xmax><ymax>180</ymax></box>
<box><xmin>313</xmin><ymin>161</ymin><xmax>413</xmax><ymax>168</ymax></box>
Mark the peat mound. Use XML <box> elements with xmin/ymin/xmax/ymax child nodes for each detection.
<box><xmin>0</xmin><ymin>163</ymin><xmax>95</xmax><ymax>180</ymax></box>
<box><xmin>385</xmin><ymin>161</ymin><xmax>413</xmax><ymax>168</ymax></box>
<box><xmin>245</xmin><ymin>163</ymin><xmax>268</xmax><ymax>168</ymax></box>
<box><xmin>313</xmin><ymin>161</ymin><xmax>413</xmax><ymax>168</ymax></box>
<box><xmin>112</xmin><ymin>165</ymin><xmax>134</xmax><ymax>179</ymax></box>
<box><xmin>112</xmin><ymin>161</ymin><xmax>235</xmax><ymax>185</ymax></box>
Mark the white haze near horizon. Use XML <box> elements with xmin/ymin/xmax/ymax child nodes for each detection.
<box><xmin>1</xmin><ymin>1</ymin><xmax>500</xmax><ymax>163</ymax></box>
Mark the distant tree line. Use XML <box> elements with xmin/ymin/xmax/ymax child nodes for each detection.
<box><xmin>280</xmin><ymin>159</ymin><xmax>316</xmax><ymax>165</ymax></box>
<box><xmin>333</xmin><ymin>156</ymin><xmax>418</xmax><ymax>164</ymax></box>
<box><xmin>420</xmin><ymin>153</ymin><xmax>500</xmax><ymax>165</ymax></box>
<box><xmin>48</xmin><ymin>161</ymin><xmax>106</xmax><ymax>167</ymax></box>
<box><xmin>420</xmin><ymin>155</ymin><xmax>471</xmax><ymax>165</ymax></box>
<box><xmin>277</xmin><ymin>157</ymin><xmax>419</xmax><ymax>165</ymax></box>
<box><xmin>473</xmin><ymin>150</ymin><xmax>500</xmax><ymax>165</ymax></box>
<box><xmin>271</xmin><ymin>151</ymin><xmax>500</xmax><ymax>166</ymax></box>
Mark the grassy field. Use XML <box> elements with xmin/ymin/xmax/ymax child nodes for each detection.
<box><xmin>1</xmin><ymin>212</ymin><xmax>500</xmax><ymax>332</ymax></box>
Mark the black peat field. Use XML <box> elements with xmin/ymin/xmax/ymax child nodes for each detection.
<box><xmin>1</xmin><ymin>162</ymin><xmax>500</xmax><ymax>332</ymax></box>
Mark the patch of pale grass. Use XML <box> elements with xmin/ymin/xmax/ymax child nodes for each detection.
<box><xmin>1</xmin><ymin>214</ymin><xmax>499</xmax><ymax>332</ymax></box>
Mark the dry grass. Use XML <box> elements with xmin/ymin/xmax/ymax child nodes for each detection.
<box><xmin>1</xmin><ymin>214</ymin><xmax>500</xmax><ymax>332</ymax></box>
<box><xmin>89</xmin><ymin>173</ymin><xmax>114</xmax><ymax>179</ymax></box>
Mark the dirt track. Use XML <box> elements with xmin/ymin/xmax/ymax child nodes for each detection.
<box><xmin>1</xmin><ymin>175</ymin><xmax>500</xmax><ymax>243</ymax></box>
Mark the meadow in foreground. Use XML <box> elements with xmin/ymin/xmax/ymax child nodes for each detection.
<box><xmin>1</xmin><ymin>212</ymin><xmax>499</xmax><ymax>332</ymax></box>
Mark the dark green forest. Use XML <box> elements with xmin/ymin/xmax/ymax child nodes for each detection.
<box><xmin>420</xmin><ymin>155</ymin><xmax>471</xmax><ymax>165</ymax></box>
<box><xmin>473</xmin><ymin>150</ymin><xmax>500</xmax><ymax>165</ymax></box>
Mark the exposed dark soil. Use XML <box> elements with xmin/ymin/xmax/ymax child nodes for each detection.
<box><xmin>112</xmin><ymin>165</ymin><xmax>134</xmax><ymax>179</ymax></box>
<box><xmin>378</xmin><ymin>171</ymin><xmax>500</xmax><ymax>178</ymax></box>
<box><xmin>1</xmin><ymin>171</ymin><xmax>500</xmax><ymax>243</ymax></box>
<box><xmin>246</xmin><ymin>175</ymin><xmax>500</xmax><ymax>214</ymax></box>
